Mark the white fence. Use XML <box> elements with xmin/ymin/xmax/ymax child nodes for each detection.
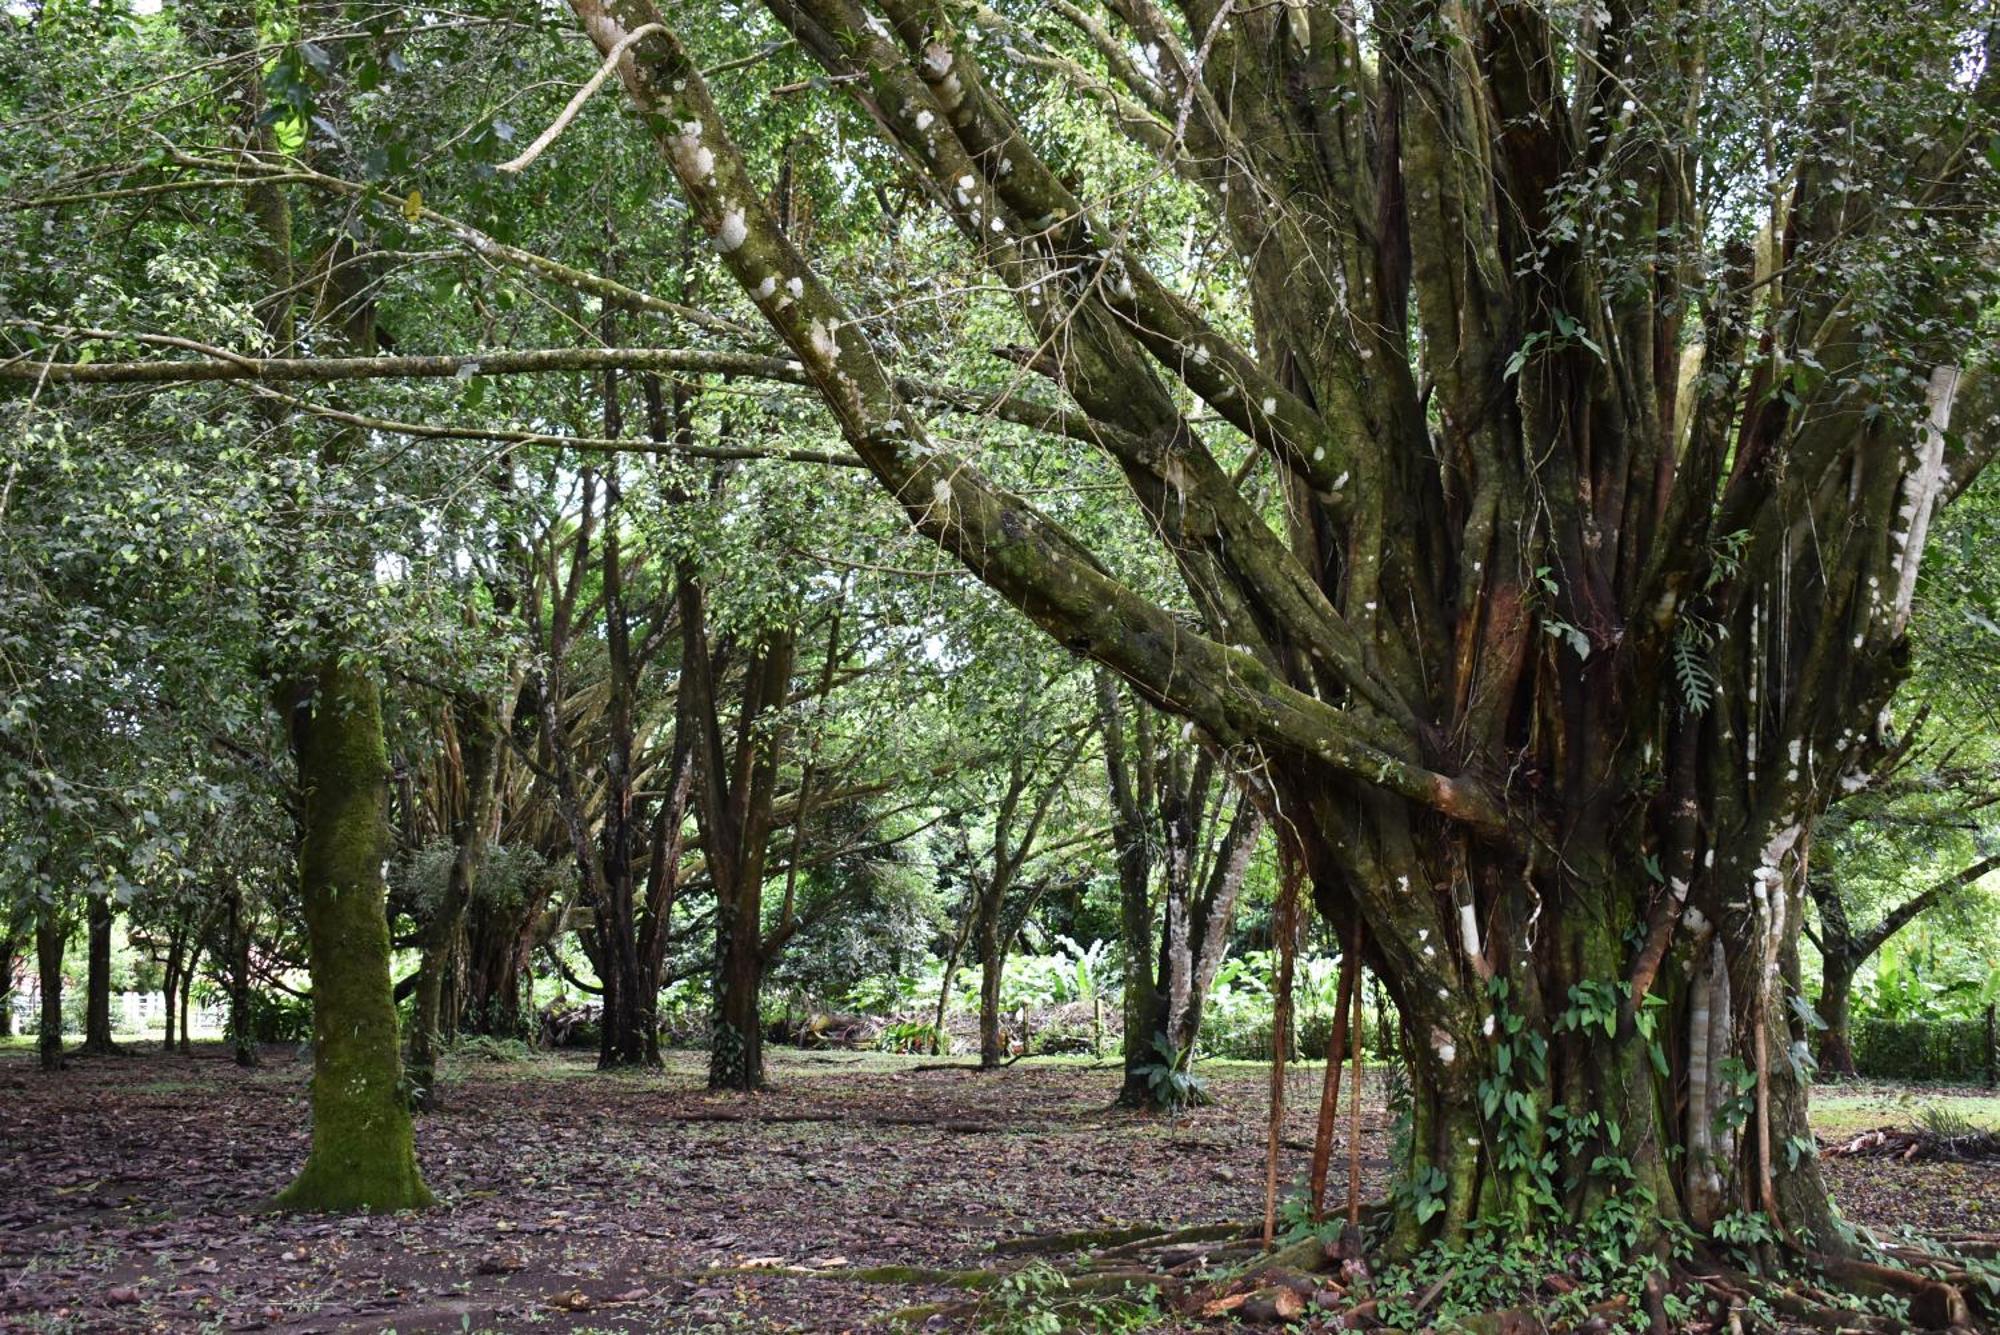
<box><xmin>7</xmin><ymin>980</ymin><xmax>228</xmax><ymax>1037</ymax></box>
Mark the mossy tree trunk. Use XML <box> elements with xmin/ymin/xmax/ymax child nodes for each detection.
<box><xmin>274</xmin><ymin>660</ymin><xmax>432</xmax><ymax>1212</ymax></box>
<box><xmin>1099</xmin><ymin>672</ymin><xmax>1263</xmax><ymax>1103</ymax></box>
<box><xmin>1816</xmin><ymin>944</ymin><xmax>1859</xmax><ymax>1079</ymax></box>
<box><xmin>974</xmin><ymin>882</ymin><xmax>1010</xmax><ymax>1070</ymax></box>
<box><xmin>1098</xmin><ymin>671</ymin><xmax>1165</xmax><ymax>1103</ymax></box>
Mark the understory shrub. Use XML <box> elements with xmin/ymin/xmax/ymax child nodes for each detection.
<box><xmin>239</xmin><ymin>989</ymin><xmax>312</xmax><ymax>1044</ymax></box>
<box><xmin>1850</xmin><ymin>1017</ymin><xmax>1997</xmax><ymax>1082</ymax></box>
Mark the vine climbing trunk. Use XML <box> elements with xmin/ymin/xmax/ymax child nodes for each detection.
<box><xmin>274</xmin><ymin>661</ymin><xmax>431</xmax><ymax>1212</ymax></box>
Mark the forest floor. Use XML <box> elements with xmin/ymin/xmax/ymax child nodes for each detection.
<box><xmin>2</xmin><ymin>1041</ymin><xmax>1998</xmax><ymax>1334</ymax></box>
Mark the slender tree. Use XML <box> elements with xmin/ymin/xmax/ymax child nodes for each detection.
<box><xmin>1097</xmin><ymin>669</ymin><xmax>1263</xmax><ymax>1103</ymax></box>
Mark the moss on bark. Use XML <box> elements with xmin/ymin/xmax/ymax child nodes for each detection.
<box><xmin>275</xmin><ymin>660</ymin><xmax>432</xmax><ymax>1212</ymax></box>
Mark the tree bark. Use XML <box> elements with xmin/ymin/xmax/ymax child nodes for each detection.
<box><xmin>35</xmin><ymin>906</ymin><xmax>65</xmax><ymax>1071</ymax></box>
<box><xmin>680</xmin><ymin>546</ymin><xmax>796</xmax><ymax>1091</ymax></box>
<box><xmin>177</xmin><ymin>937</ymin><xmax>200</xmax><ymax>1055</ymax></box>
<box><xmin>80</xmin><ymin>894</ymin><xmax>115</xmax><ymax>1055</ymax></box>
<box><xmin>274</xmin><ymin>661</ymin><xmax>432</xmax><ymax>1212</ymax></box>
<box><xmin>976</xmin><ymin>881</ymin><xmax>1008</xmax><ymax>1070</ymax></box>
<box><xmin>1818</xmin><ymin>952</ymin><xmax>1857</xmax><ymax>1078</ymax></box>
<box><xmin>0</xmin><ymin>930</ymin><xmax>16</xmax><ymax>1039</ymax></box>
<box><xmin>226</xmin><ymin>880</ymin><xmax>259</xmax><ymax>1067</ymax></box>
<box><xmin>1097</xmin><ymin>671</ymin><xmax>1165</xmax><ymax>1104</ymax></box>
<box><xmin>162</xmin><ymin>930</ymin><xmax>183</xmax><ymax>1053</ymax></box>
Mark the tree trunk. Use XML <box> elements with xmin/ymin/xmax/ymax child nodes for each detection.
<box><xmin>274</xmin><ymin>660</ymin><xmax>432</xmax><ymax>1212</ymax></box>
<box><xmin>461</xmin><ymin>895</ymin><xmax>537</xmax><ymax>1039</ymax></box>
<box><xmin>682</xmin><ymin>572</ymin><xmax>794</xmax><ymax>1092</ymax></box>
<box><xmin>409</xmin><ymin>694</ymin><xmax>500</xmax><ymax>1105</ymax></box>
<box><xmin>227</xmin><ymin>882</ymin><xmax>258</xmax><ymax>1067</ymax></box>
<box><xmin>35</xmin><ymin>907</ymin><xmax>64</xmax><ymax>1071</ymax></box>
<box><xmin>162</xmin><ymin>932</ymin><xmax>182</xmax><ymax>1053</ymax></box>
<box><xmin>1097</xmin><ymin>670</ymin><xmax>1166</xmax><ymax>1105</ymax></box>
<box><xmin>177</xmin><ymin>939</ymin><xmax>200</xmax><ymax>1055</ymax></box>
<box><xmin>1818</xmin><ymin>951</ymin><xmax>1857</xmax><ymax>1078</ymax></box>
<box><xmin>711</xmin><ymin>924</ymin><xmax>765</xmax><ymax>1088</ymax></box>
<box><xmin>81</xmin><ymin>894</ymin><xmax>115</xmax><ymax>1055</ymax></box>
<box><xmin>976</xmin><ymin>884</ymin><xmax>1006</xmax><ymax>1070</ymax></box>
<box><xmin>0</xmin><ymin>933</ymin><xmax>14</xmax><ymax>1039</ymax></box>
<box><xmin>1116</xmin><ymin>874</ymin><xmax>1167</xmax><ymax>1102</ymax></box>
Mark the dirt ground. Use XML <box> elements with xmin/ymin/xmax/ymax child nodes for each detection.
<box><xmin>1</xmin><ymin>1042</ymin><xmax>1995</xmax><ymax>1334</ymax></box>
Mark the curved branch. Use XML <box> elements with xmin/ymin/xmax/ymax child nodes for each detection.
<box><xmin>562</xmin><ymin>0</ymin><xmax>1508</xmax><ymax>838</ymax></box>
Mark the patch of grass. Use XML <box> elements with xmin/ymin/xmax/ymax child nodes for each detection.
<box><xmin>1810</xmin><ymin>1086</ymin><xmax>2000</xmax><ymax>1137</ymax></box>
<box><xmin>131</xmin><ymin>1079</ymin><xmax>205</xmax><ymax>1095</ymax></box>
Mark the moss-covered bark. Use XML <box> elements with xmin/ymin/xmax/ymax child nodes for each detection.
<box><xmin>275</xmin><ymin>660</ymin><xmax>432</xmax><ymax>1212</ymax></box>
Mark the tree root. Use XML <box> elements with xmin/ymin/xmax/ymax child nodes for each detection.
<box><xmin>991</xmin><ymin>1219</ymin><xmax>1250</xmax><ymax>1256</ymax></box>
<box><xmin>715</xmin><ymin>1217</ymin><xmax>2000</xmax><ymax>1331</ymax></box>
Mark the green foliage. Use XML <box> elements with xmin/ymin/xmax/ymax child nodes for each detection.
<box><xmin>975</xmin><ymin>1261</ymin><xmax>1159</xmax><ymax>1335</ymax></box>
<box><xmin>1131</xmin><ymin>1033</ymin><xmax>1209</xmax><ymax>1113</ymax></box>
<box><xmin>1367</xmin><ymin>1234</ymin><xmax>1667</xmax><ymax>1334</ymax></box>
<box><xmin>1850</xmin><ymin>1017</ymin><xmax>1997</xmax><ymax>1081</ymax></box>
<box><xmin>240</xmin><ymin>989</ymin><xmax>313</xmax><ymax>1045</ymax></box>
<box><xmin>1710</xmin><ymin>1209</ymin><xmax>1778</xmax><ymax>1251</ymax></box>
<box><xmin>454</xmin><ymin>1034</ymin><xmax>534</xmax><ymax>1064</ymax></box>
<box><xmin>877</xmin><ymin>1019</ymin><xmax>947</xmax><ymax>1055</ymax></box>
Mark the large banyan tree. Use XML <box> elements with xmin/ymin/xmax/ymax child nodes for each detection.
<box><xmin>7</xmin><ymin>0</ymin><xmax>2000</xmax><ymax>1266</ymax></box>
<box><xmin>558</xmin><ymin>0</ymin><xmax>2000</xmax><ymax>1251</ymax></box>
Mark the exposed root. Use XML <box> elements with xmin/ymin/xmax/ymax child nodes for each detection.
<box><xmin>733</xmin><ymin>1217</ymin><xmax>2000</xmax><ymax>1331</ymax></box>
<box><xmin>992</xmin><ymin>1220</ymin><xmax>1249</xmax><ymax>1256</ymax></box>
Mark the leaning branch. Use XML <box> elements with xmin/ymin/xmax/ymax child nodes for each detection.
<box><xmin>563</xmin><ymin>0</ymin><xmax>1508</xmax><ymax>839</ymax></box>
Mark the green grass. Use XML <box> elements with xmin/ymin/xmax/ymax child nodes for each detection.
<box><xmin>1808</xmin><ymin>1086</ymin><xmax>2000</xmax><ymax>1137</ymax></box>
